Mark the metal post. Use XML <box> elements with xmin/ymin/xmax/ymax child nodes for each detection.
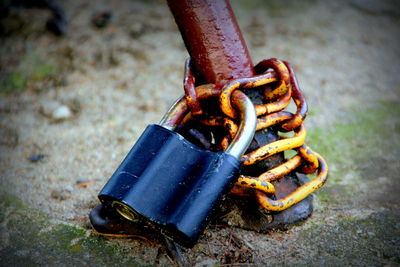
<box><xmin>167</xmin><ymin>0</ymin><xmax>254</xmax><ymax>86</ymax></box>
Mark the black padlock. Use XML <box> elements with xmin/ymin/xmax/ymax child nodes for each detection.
<box><xmin>98</xmin><ymin>94</ymin><xmax>256</xmax><ymax>248</ymax></box>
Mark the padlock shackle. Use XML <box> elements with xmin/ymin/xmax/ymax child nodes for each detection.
<box><xmin>225</xmin><ymin>91</ymin><xmax>256</xmax><ymax>158</ymax></box>
<box><xmin>159</xmin><ymin>96</ymin><xmax>187</xmax><ymax>131</ymax></box>
<box><xmin>159</xmin><ymin>90</ymin><xmax>256</xmax><ymax>159</ymax></box>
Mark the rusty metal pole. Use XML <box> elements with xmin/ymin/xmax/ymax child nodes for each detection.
<box><xmin>167</xmin><ymin>0</ymin><xmax>254</xmax><ymax>86</ymax></box>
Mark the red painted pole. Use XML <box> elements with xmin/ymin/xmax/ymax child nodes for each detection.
<box><xmin>167</xmin><ymin>0</ymin><xmax>255</xmax><ymax>87</ymax></box>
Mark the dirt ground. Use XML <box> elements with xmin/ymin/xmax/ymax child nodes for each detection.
<box><xmin>1</xmin><ymin>0</ymin><xmax>399</xmax><ymax>266</ymax></box>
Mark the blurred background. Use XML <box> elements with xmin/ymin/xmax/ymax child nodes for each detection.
<box><xmin>0</xmin><ymin>0</ymin><xmax>399</xmax><ymax>266</ymax></box>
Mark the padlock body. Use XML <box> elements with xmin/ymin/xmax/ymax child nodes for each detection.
<box><xmin>99</xmin><ymin>124</ymin><xmax>240</xmax><ymax>247</ymax></box>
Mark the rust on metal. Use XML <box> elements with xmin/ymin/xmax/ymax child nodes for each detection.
<box><xmin>258</xmin><ymin>155</ymin><xmax>303</xmax><ymax>182</ymax></box>
<box><xmin>254</xmin><ymin>58</ymin><xmax>291</xmax><ymax>101</ymax></box>
<box><xmin>242</xmin><ymin>125</ymin><xmax>306</xmax><ymax>165</ymax></box>
<box><xmin>280</xmin><ymin>61</ymin><xmax>308</xmax><ymax>131</ymax></box>
<box><xmin>197</xmin><ymin>116</ymin><xmax>238</xmax><ymax>150</ymax></box>
<box><xmin>236</xmin><ymin>176</ymin><xmax>275</xmax><ymax>195</ymax></box>
<box><xmin>255</xmin><ymin>85</ymin><xmax>292</xmax><ymax>116</ymax></box>
<box><xmin>298</xmin><ymin>144</ymin><xmax>319</xmax><ymax>174</ymax></box>
<box><xmin>255</xmin><ymin>152</ymin><xmax>328</xmax><ymax>211</ymax></box>
<box><xmin>167</xmin><ymin>0</ymin><xmax>254</xmax><ymax>86</ymax></box>
<box><xmin>219</xmin><ymin>71</ymin><xmax>278</xmax><ymax>118</ymax></box>
<box><xmin>256</xmin><ymin>111</ymin><xmax>293</xmax><ymax>131</ymax></box>
<box><xmin>183</xmin><ymin>58</ymin><xmax>202</xmax><ymax>115</ymax></box>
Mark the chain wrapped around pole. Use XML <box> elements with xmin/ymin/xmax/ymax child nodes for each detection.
<box><xmin>180</xmin><ymin>57</ymin><xmax>328</xmax><ymax>212</ymax></box>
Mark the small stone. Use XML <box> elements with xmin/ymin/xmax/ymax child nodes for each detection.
<box><xmin>52</xmin><ymin>105</ymin><xmax>73</xmax><ymax>121</ymax></box>
<box><xmin>40</xmin><ymin>100</ymin><xmax>75</xmax><ymax>121</ymax></box>
<box><xmin>75</xmin><ymin>179</ymin><xmax>88</xmax><ymax>185</ymax></box>
<box><xmin>51</xmin><ymin>189</ymin><xmax>70</xmax><ymax>201</ymax></box>
<box><xmin>65</xmin><ymin>185</ymin><xmax>74</xmax><ymax>192</ymax></box>
<box><xmin>75</xmin><ymin>179</ymin><xmax>93</xmax><ymax>187</ymax></box>
<box><xmin>28</xmin><ymin>154</ymin><xmax>46</xmax><ymax>163</ymax></box>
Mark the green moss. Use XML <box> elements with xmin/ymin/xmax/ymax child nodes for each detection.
<box><xmin>0</xmin><ymin>52</ymin><xmax>57</xmax><ymax>94</ymax></box>
<box><xmin>11</xmin><ymin>71</ymin><xmax>25</xmax><ymax>89</ymax></box>
<box><xmin>0</xmin><ymin>190</ymin><xmax>25</xmax><ymax>211</ymax></box>
<box><xmin>32</xmin><ymin>63</ymin><xmax>56</xmax><ymax>80</ymax></box>
<box><xmin>308</xmin><ymin>100</ymin><xmax>400</xmax><ymax>181</ymax></box>
<box><xmin>303</xmin><ymin>100</ymin><xmax>400</xmax><ymax>207</ymax></box>
<box><xmin>295</xmin><ymin>211</ymin><xmax>400</xmax><ymax>265</ymax></box>
<box><xmin>0</xmin><ymin>192</ymin><xmax>148</xmax><ymax>266</ymax></box>
<box><xmin>0</xmin><ymin>71</ymin><xmax>25</xmax><ymax>94</ymax></box>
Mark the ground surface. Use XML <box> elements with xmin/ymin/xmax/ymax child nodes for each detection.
<box><xmin>0</xmin><ymin>0</ymin><xmax>399</xmax><ymax>266</ymax></box>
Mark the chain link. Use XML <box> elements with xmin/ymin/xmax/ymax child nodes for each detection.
<box><xmin>181</xmin><ymin>57</ymin><xmax>328</xmax><ymax>212</ymax></box>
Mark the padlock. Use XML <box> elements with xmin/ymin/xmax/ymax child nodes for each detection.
<box><xmin>98</xmin><ymin>92</ymin><xmax>256</xmax><ymax>248</ymax></box>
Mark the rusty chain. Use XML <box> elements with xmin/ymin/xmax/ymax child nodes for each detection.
<box><xmin>181</xmin><ymin>57</ymin><xmax>328</xmax><ymax>212</ymax></box>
